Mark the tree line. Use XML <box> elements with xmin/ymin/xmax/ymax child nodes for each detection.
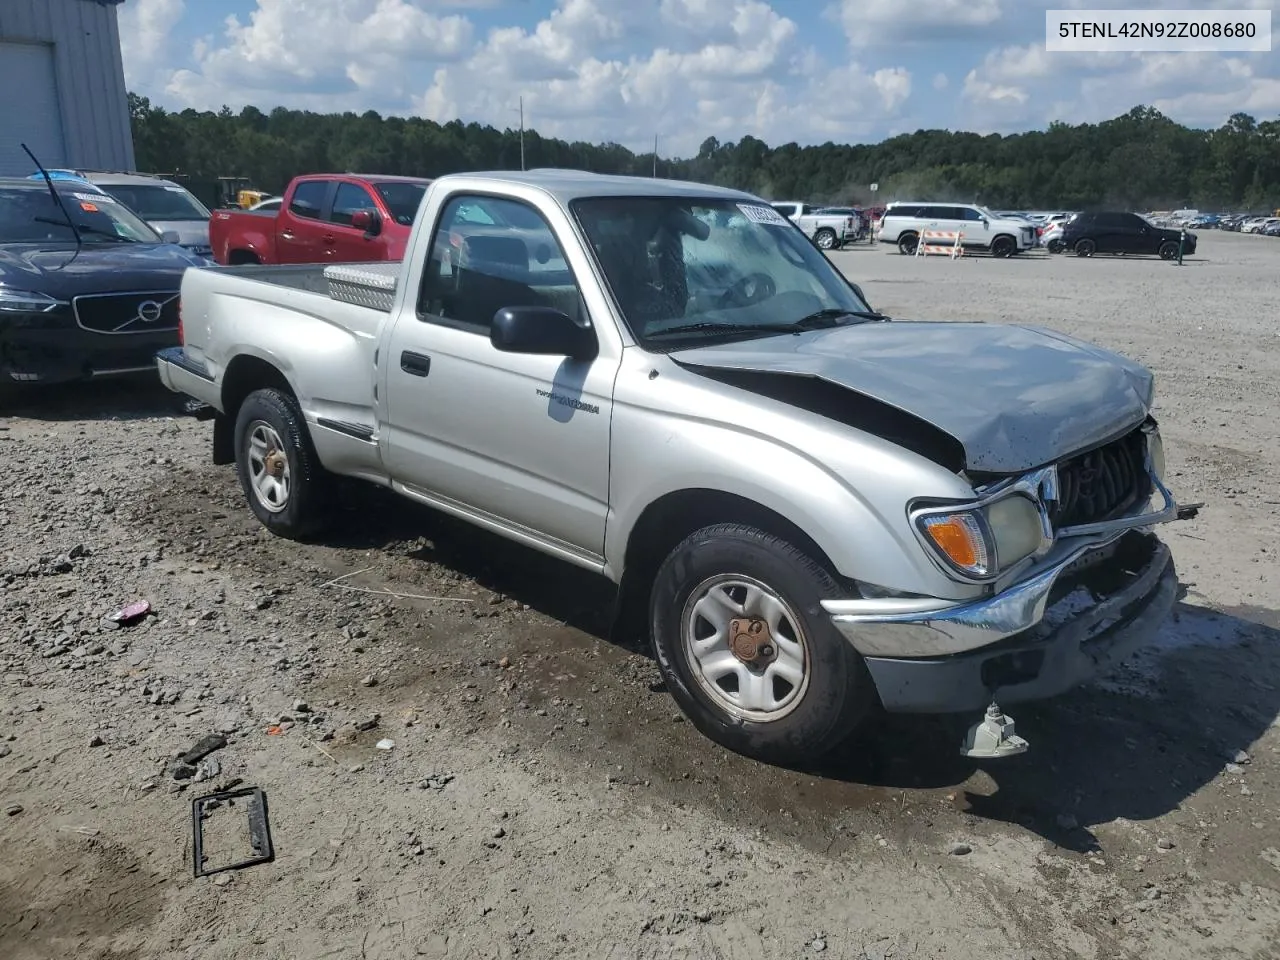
<box><xmin>129</xmin><ymin>94</ymin><xmax>1280</xmax><ymax>212</ymax></box>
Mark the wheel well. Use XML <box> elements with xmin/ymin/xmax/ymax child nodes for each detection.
<box><xmin>228</xmin><ymin>249</ymin><xmax>261</xmax><ymax>265</ymax></box>
<box><xmin>212</xmin><ymin>355</ymin><xmax>295</xmax><ymax>464</ymax></box>
<box><xmin>814</xmin><ymin>226</ymin><xmax>835</xmax><ymax>235</ymax></box>
<box><xmin>610</xmin><ymin>489</ymin><xmax>846</xmax><ymax>645</ymax></box>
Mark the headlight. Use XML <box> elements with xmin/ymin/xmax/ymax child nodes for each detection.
<box><xmin>0</xmin><ymin>288</ymin><xmax>63</xmax><ymax>313</ymax></box>
<box><xmin>915</xmin><ymin>494</ymin><xmax>1048</xmax><ymax>581</ymax></box>
<box><xmin>1145</xmin><ymin>426</ymin><xmax>1166</xmax><ymax>482</ymax></box>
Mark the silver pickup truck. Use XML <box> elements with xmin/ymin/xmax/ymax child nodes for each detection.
<box><xmin>156</xmin><ymin>169</ymin><xmax>1187</xmax><ymax>765</ymax></box>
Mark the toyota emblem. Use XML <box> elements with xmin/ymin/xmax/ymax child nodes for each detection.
<box><xmin>136</xmin><ymin>300</ymin><xmax>164</xmax><ymax>324</ymax></box>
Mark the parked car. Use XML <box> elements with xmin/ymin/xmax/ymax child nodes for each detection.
<box><xmin>876</xmin><ymin>202</ymin><xmax>1038</xmax><ymax>256</ymax></box>
<box><xmin>768</xmin><ymin>201</ymin><xmax>811</xmax><ymax>221</ymax></box>
<box><xmin>78</xmin><ymin>171</ymin><xmax>214</xmax><ymax>259</ymax></box>
<box><xmin>794</xmin><ymin>207</ymin><xmax>861</xmax><ymax>249</ymax></box>
<box><xmin>0</xmin><ymin>176</ymin><xmax>209</xmax><ymax>387</ymax></box>
<box><xmin>1060</xmin><ymin>211</ymin><xmax>1197</xmax><ymax>259</ymax></box>
<box><xmin>156</xmin><ymin>170</ymin><xmax>1187</xmax><ymax>764</ymax></box>
<box><xmin>209</xmin><ymin>173</ymin><xmax>432</xmax><ymax>265</ymax></box>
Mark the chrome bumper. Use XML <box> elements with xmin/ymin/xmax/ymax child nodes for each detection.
<box><xmin>840</xmin><ymin>532</ymin><xmax>1176</xmax><ymax>714</ymax></box>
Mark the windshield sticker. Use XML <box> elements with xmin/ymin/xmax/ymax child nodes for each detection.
<box><xmin>79</xmin><ymin>201</ymin><xmax>100</xmax><ymax>213</ymax></box>
<box><xmin>71</xmin><ymin>191</ymin><xmax>115</xmax><ymax>204</ymax></box>
<box><xmin>738</xmin><ymin>203</ymin><xmax>788</xmax><ymax>226</ymax></box>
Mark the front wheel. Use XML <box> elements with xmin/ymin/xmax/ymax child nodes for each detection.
<box><xmin>649</xmin><ymin>523</ymin><xmax>874</xmax><ymax>765</ymax></box>
<box><xmin>233</xmin><ymin>387</ymin><xmax>330</xmax><ymax>539</ymax></box>
<box><xmin>990</xmin><ymin>235</ymin><xmax>1016</xmax><ymax>258</ymax></box>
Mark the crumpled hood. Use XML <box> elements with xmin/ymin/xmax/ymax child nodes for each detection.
<box><xmin>670</xmin><ymin>320</ymin><xmax>1154</xmax><ymax>474</ymax></box>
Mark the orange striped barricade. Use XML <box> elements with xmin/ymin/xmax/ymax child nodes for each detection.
<box><xmin>915</xmin><ymin>230</ymin><xmax>964</xmax><ymax>259</ymax></box>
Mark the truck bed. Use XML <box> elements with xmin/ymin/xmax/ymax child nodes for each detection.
<box><xmin>209</xmin><ymin>261</ymin><xmax>399</xmax><ymax>311</ymax></box>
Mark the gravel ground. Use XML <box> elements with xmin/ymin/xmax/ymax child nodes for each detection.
<box><xmin>2</xmin><ymin>231</ymin><xmax>1278</xmax><ymax>960</ymax></box>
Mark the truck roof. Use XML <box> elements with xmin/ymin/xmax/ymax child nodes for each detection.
<box><xmin>432</xmin><ymin>168</ymin><xmax>758</xmax><ymax>205</ymax></box>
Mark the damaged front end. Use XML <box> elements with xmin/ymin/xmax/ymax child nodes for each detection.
<box><xmin>821</xmin><ymin>419</ymin><xmax>1194</xmax><ymax>757</ymax></box>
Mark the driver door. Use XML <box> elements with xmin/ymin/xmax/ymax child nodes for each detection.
<box><xmin>382</xmin><ymin>194</ymin><xmax>619</xmax><ymax>563</ymax></box>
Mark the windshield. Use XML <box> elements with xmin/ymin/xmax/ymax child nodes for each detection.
<box><xmin>98</xmin><ymin>182</ymin><xmax>210</xmax><ymax>221</ymax></box>
<box><xmin>373</xmin><ymin>182</ymin><xmax>428</xmax><ymax>226</ymax></box>
<box><xmin>571</xmin><ymin>197</ymin><xmax>875</xmax><ymax>347</ymax></box>
<box><xmin>0</xmin><ymin>186</ymin><xmax>163</xmax><ymax>244</ymax></box>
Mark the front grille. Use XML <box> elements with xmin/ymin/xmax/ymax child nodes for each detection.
<box><xmin>1051</xmin><ymin>427</ymin><xmax>1151</xmax><ymax>529</ymax></box>
<box><xmin>73</xmin><ymin>290</ymin><xmax>180</xmax><ymax>335</ymax></box>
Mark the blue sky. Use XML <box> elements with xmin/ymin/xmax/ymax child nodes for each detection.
<box><xmin>119</xmin><ymin>0</ymin><xmax>1280</xmax><ymax>157</ymax></box>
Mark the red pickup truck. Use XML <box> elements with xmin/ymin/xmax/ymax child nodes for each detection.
<box><xmin>209</xmin><ymin>173</ymin><xmax>432</xmax><ymax>265</ymax></box>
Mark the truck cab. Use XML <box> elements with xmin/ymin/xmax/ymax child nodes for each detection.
<box><xmin>209</xmin><ymin>173</ymin><xmax>432</xmax><ymax>266</ymax></box>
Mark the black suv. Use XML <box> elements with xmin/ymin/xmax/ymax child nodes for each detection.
<box><xmin>1056</xmin><ymin>211</ymin><xmax>1196</xmax><ymax>259</ymax></box>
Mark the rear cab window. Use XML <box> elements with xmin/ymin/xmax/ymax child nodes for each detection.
<box><xmin>289</xmin><ymin>180</ymin><xmax>330</xmax><ymax>220</ymax></box>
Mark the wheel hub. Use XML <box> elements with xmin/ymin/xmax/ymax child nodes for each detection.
<box><xmin>265</xmin><ymin>449</ymin><xmax>287</xmax><ymax>478</ymax></box>
<box><xmin>728</xmin><ymin>617</ymin><xmax>777</xmax><ymax>666</ymax></box>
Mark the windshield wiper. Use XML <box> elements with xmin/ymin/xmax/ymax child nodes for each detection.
<box><xmin>793</xmin><ymin>307</ymin><xmax>888</xmax><ymax>325</ymax></box>
<box><xmin>649</xmin><ymin>320</ymin><xmax>806</xmax><ymax>338</ymax></box>
<box><xmin>33</xmin><ymin>216</ymin><xmax>134</xmax><ymax>242</ymax></box>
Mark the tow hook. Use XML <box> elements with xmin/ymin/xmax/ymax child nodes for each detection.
<box><xmin>961</xmin><ymin>700</ymin><xmax>1029</xmax><ymax>759</ymax></box>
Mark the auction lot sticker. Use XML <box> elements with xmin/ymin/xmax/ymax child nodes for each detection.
<box><xmin>1046</xmin><ymin>8</ymin><xmax>1271</xmax><ymax>51</ymax></box>
<box><xmin>739</xmin><ymin>204</ymin><xmax>789</xmax><ymax>226</ymax></box>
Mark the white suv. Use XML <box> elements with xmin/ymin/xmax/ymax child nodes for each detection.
<box><xmin>876</xmin><ymin>202</ymin><xmax>1038</xmax><ymax>257</ymax></box>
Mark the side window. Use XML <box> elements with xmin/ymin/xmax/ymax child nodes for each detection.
<box><xmin>960</xmin><ymin>208</ymin><xmax>985</xmax><ymax>222</ymax></box>
<box><xmin>329</xmin><ymin>183</ymin><xmax>376</xmax><ymax>227</ymax></box>
<box><xmin>289</xmin><ymin>181</ymin><xmax>329</xmax><ymax>220</ymax></box>
<box><xmin>418</xmin><ymin>194</ymin><xmax>584</xmax><ymax>335</ymax></box>
<box><xmin>922</xmin><ymin>206</ymin><xmax>951</xmax><ymax>220</ymax></box>
<box><xmin>886</xmin><ymin>205</ymin><xmax>915</xmax><ymax>219</ymax></box>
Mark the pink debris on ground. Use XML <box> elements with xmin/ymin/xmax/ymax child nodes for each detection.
<box><xmin>108</xmin><ymin>600</ymin><xmax>152</xmax><ymax>625</ymax></box>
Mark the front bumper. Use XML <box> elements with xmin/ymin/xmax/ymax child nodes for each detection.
<box><xmin>828</xmin><ymin>531</ymin><xmax>1177</xmax><ymax>714</ymax></box>
<box><xmin>1</xmin><ymin>308</ymin><xmax>178</xmax><ymax>385</ymax></box>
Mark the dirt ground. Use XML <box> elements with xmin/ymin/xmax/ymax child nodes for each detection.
<box><xmin>2</xmin><ymin>231</ymin><xmax>1279</xmax><ymax>960</ymax></box>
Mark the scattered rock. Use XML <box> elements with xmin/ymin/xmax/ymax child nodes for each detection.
<box><xmin>810</xmin><ymin>936</ymin><xmax>826</xmax><ymax>952</ymax></box>
<box><xmin>293</xmin><ymin>699</ymin><xmax>312</xmax><ymax>714</ymax></box>
<box><xmin>88</xmin><ymin>735</ymin><xmax>105</xmax><ymax>748</ymax></box>
<box><xmin>360</xmin><ymin>675</ymin><xmax>378</xmax><ymax>688</ymax></box>
<box><xmin>1157</xmin><ymin>837</ymin><xmax>1175</xmax><ymax>850</ymax></box>
<box><xmin>180</xmin><ymin>734</ymin><xmax>228</xmax><ymax>766</ymax></box>
<box><xmin>348</xmin><ymin>764</ymin><xmax>364</xmax><ymax>773</ymax></box>
<box><xmin>1226</xmin><ymin>763</ymin><xmax>1244</xmax><ymax>775</ymax></box>
<box><xmin>949</xmin><ymin>842</ymin><xmax>972</xmax><ymax>856</ymax></box>
<box><xmin>375</xmin><ymin>738</ymin><xmax>395</xmax><ymax>750</ymax></box>
<box><xmin>0</xmin><ymin>745</ymin><xmax>11</xmax><ymax>759</ymax></box>
<box><xmin>1232</xmin><ymin>749</ymin><xmax>1251</xmax><ymax>765</ymax></box>
<box><xmin>5</xmin><ymin>804</ymin><xmax>22</xmax><ymax>816</ymax></box>
<box><xmin>1143</xmin><ymin>887</ymin><xmax>1162</xmax><ymax>901</ymax></box>
<box><xmin>491</xmin><ymin>826</ymin><xmax>506</xmax><ymax>839</ymax></box>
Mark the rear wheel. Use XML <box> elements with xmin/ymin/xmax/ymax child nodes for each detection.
<box><xmin>990</xmin><ymin>235</ymin><xmax>1016</xmax><ymax>258</ymax></box>
<box><xmin>1074</xmin><ymin>238</ymin><xmax>1097</xmax><ymax>257</ymax></box>
<box><xmin>1047</xmin><ymin>239</ymin><xmax>1065</xmax><ymax>254</ymax></box>
<box><xmin>813</xmin><ymin>228</ymin><xmax>837</xmax><ymax>250</ymax></box>
<box><xmin>897</xmin><ymin>233</ymin><xmax>919</xmax><ymax>255</ymax></box>
<box><xmin>233</xmin><ymin>387</ymin><xmax>330</xmax><ymax>539</ymax></box>
<box><xmin>649</xmin><ymin>523</ymin><xmax>874</xmax><ymax>765</ymax></box>
<box><xmin>1158</xmin><ymin>240</ymin><xmax>1179</xmax><ymax>260</ymax></box>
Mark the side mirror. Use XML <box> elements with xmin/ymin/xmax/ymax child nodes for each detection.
<box><xmin>160</xmin><ymin>229</ymin><xmax>181</xmax><ymax>244</ymax></box>
<box><xmin>491</xmin><ymin>306</ymin><xmax>597</xmax><ymax>361</ymax></box>
<box><xmin>981</xmin><ymin>218</ymin><xmax>990</xmax><ymax>229</ymax></box>
<box><xmin>351</xmin><ymin>209</ymin><xmax>381</xmax><ymax>237</ymax></box>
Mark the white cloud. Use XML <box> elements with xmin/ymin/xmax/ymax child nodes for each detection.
<box><xmin>829</xmin><ymin>0</ymin><xmax>1005</xmax><ymax>47</ymax></box>
<box><xmin>118</xmin><ymin>0</ymin><xmax>184</xmax><ymax>85</ymax></box>
<box><xmin>932</xmin><ymin>72</ymin><xmax>949</xmax><ymax>91</ymax></box>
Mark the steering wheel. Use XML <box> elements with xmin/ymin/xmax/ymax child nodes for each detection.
<box><xmin>717</xmin><ymin>272</ymin><xmax>776</xmax><ymax>309</ymax></box>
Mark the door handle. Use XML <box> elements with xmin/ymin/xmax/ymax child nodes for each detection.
<box><xmin>281</xmin><ymin>230</ymin><xmax>295</xmax><ymax>240</ymax></box>
<box><xmin>400</xmin><ymin>351</ymin><xmax>430</xmax><ymax>377</ymax></box>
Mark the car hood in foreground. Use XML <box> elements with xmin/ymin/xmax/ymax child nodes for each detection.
<box><xmin>669</xmin><ymin>320</ymin><xmax>1154</xmax><ymax>474</ymax></box>
<box><xmin>0</xmin><ymin>242</ymin><xmax>207</xmax><ymax>297</ymax></box>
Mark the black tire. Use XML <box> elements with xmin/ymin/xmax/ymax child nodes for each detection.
<box><xmin>1158</xmin><ymin>240</ymin><xmax>1179</xmax><ymax>260</ymax></box>
<box><xmin>1074</xmin><ymin>238</ymin><xmax>1096</xmax><ymax>257</ymax></box>
<box><xmin>813</xmin><ymin>228</ymin><xmax>837</xmax><ymax>250</ymax></box>
<box><xmin>649</xmin><ymin>523</ymin><xmax>874</xmax><ymax>765</ymax></box>
<box><xmin>897</xmin><ymin>233</ymin><xmax>919</xmax><ymax>255</ymax></box>
<box><xmin>233</xmin><ymin>387</ymin><xmax>330</xmax><ymax>539</ymax></box>
<box><xmin>1047</xmin><ymin>239</ymin><xmax>1065</xmax><ymax>254</ymax></box>
<box><xmin>990</xmin><ymin>235</ymin><xmax>1016</xmax><ymax>258</ymax></box>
